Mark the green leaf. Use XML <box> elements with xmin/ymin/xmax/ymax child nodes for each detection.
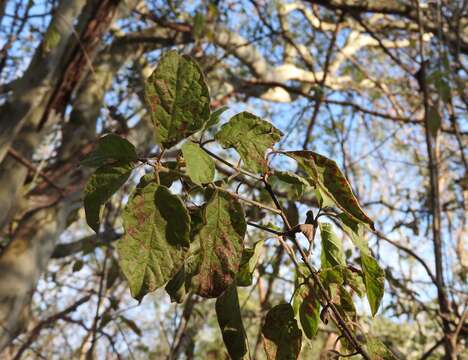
<box><xmin>192</xmin><ymin>12</ymin><xmax>205</xmax><ymax>38</ymax></box>
<box><xmin>106</xmin><ymin>258</ymin><xmax>120</xmax><ymax>290</ymax></box>
<box><xmin>287</xmin><ymin>151</ymin><xmax>374</xmax><ymax>229</ymax></box>
<box><xmin>215</xmin><ymin>284</ymin><xmax>247</xmax><ymax>360</ymax></box>
<box><xmin>164</xmin><ymin>265</ymin><xmax>187</xmax><ymax>303</ymax></box>
<box><xmin>72</xmin><ymin>260</ymin><xmax>84</xmax><ymax>272</ymax></box>
<box><xmin>319</xmin><ymin>266</ymin><xmax>344</xmax><ymax>287</ymax></box>
<box><xmin>366</xmin><ymin>336</ymin><xmax>399</xmax><ymax>360</ymax></box>
<box><xmin>237</xmin><ymin>240</ymin><xmax>264</xmax><ymax>286</ymax></box>
<box><xmin>144</xmin><ymin>51</ymin><xmax>210</xmax><ymax>148</ymax></box>
<box><xmin>120</xmin><ymin>316</ymin><xmax>142</xmax><ymax>337</ymax></box>
<box><xmin>427</xmin><ymin>106</ymin><xmax>441</xmax><ymax>137</ymax></box>
<box><xmin>338</xmin><ymin>285</ymin><xmax>356</xmax><ymax>317</ymax></box>
<box><xmin>337</xmin><ymin>213</ymin><xmax>368</xmax><ymax>254</ymax></box>
<box><xmin>262</xmin><ymin>303</ymin><xmax>302</xmax><ymax>360</ymax></box>
<box><xmin>215</xmin><ymin>112</ymin><xmax>283</xmax><ymax>173</ymax></box>
<box><xmin>81</xmin><ymin>134</ymin><xmax>137</xmax><ymax>168</ymax></box>
<box><xmin>361</xmin><ymin>253</ymin><xmax>385</xmax><ymax>316</ymax></box>
<box><xmin>206</xmin><ymin>106</ymin><xmax>229</xmax><ymax>129</ymax></box>
<box><xmin>84</xmin><ymin>162</ymin><xmax>133</xmax><ymax>233</ymax></box>
<box><xmin>344</xmin><ymin>267</ymin><xmax>366</xmax><ymax>298</ymax></box>
<box><xmin>298</xmin><ymin>289</ymin><xmax>320</xmax><ymax>339</ymax></box>
<box><xmin>191</xmin><ymin>190</ymin><xmax>246</xmax><ymax>297</ymax></box>
<box><xmin>43</xmin><ymin>24</ymin><xmax>61</xmax><ymax>52</ymax></box>
<box><xmin>181</xmin><ymin>142</ymin><xmax>215</xmax><ymax>185</ymax></box>
<box><xmin>117</xmin><ymin>183</ymin><xmax>190</xmax><ymax>301</ymax></box>
<box><xmin>320</xmin><ymin>223</ymin><xmax>346</xmax><ymax>268</ymax></box>
<box><xmin>268</xmin><ymin>171</ymin><xmax>308</xmax><ymax>199</ymax></box>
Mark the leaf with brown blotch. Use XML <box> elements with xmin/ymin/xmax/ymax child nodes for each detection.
<box><xmin>191</xmin><ymin>190</ymin><xmax>246</xmax><ymax>298</ymax></box>
<box><xmin>286</xmin><ymin>151</ymin><xmax>374</xmax><ymax>230</ymax></box>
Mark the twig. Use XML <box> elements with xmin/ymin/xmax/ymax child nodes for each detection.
<box><xmin>87</xmin><ymin>248</ymin><xmax>110</xmax><ymax>357</ymax></box>
<box><xmin>7</xmin><ymin>148</ymin><xmax>65</xmax><ymax>195</ymax></box>
<box><xmin>13</xmin><ymin>295</ymin><xmax>91</xmax><ymax>360</ymax></box>
<box><xmin>262</xmin><ymin>177</ymin><xmax>371</xmax><ymax>359</ymax></box>
<box><xmin>211</xmin><ymin>184</ymin><xmax>282</xmax><ymax>215</ymax></box>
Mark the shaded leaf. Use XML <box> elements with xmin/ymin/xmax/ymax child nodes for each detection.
<box><xmin>191</xmin><ymin>190</ymin><xmax>246</xmax><ymax>297</ymax></box>
<box><xmin>81</xmin><ymin>134</ymin><xmax>137</xmax><ymax>168</ymax></box>
<box><xmin>84</xmin><ymin>162</ymin><xmax>133</xmax><ymax>233</ymax></box>
<box><xmin>144</xmin><ymin>51</ymin><xmax>210</xmax><ymax>148</ymax></box>
<box><xmin>181</xmin><ymin>142</ymin><xmax>215</xmax><ymax>185</ymax></box>
<box><xmin>121</xmin><ymin>316</ymin><xmax>142</xmax><ymax>337</ymax></box>
<box><xmin>319</xmin><ymin>266</ymin><xmax>344</xmax><ymax>288</ymax></box>
<box><xmin>262</xmin><ymin>303</ymin><xmax>302</xmax><ymax>360</ymax></box>
<box><xmin>338</xmin><ymin>285</ymin><xmax>356</xmax><ymax>317</ymax></box>
<box><xmin>165</xmin><ymin>265</ymin><xmax>187</xmax><ymax>303</ymax></box>
<box><xmin>427</xmin><ymin>106</ymin><xmax>441</xmax><ymax>137</ymax></box>
<box><xmin>287</xmin><ymin>151</ymin><xmax>374</xmax><ymax>229</ymax></box>
<box><xmin>117</xmin><ymin>184</ymin><xmax>190</xmax><ymax>301</ymax></box>
<box><xmin>72</xmin><ymin>260</ymin><xmax>84</xmax><ymax>272</ymax></box>
<box><xmin>344</xmin><ymin>267</ymin><xmax>366</xmax><ymax>298</ymax></box>
<box><xmin>237</xmin><ymin>240</ymin><xmax>264</xmax><ymax>286</ymax></box>
<box><xmin>320</xmin><ymin>223</ymin><xmax>346</xmax><ymax>268</ymax></box>
<box><xmin>361</xmin><ymin>253</ymin><xmax>385</xmax><ymax>316</ymax></box>
<box><xmin>215</xmin><ymin>112</ymin><xmax>283</xmax><ymax>173</ymax></box>
<box><xmin>106</xmin><ymin>258</ymin><xmax>120</xmax><ymax>290</ymax></box>
<box><xmin>268</xmin><ymin>171</ymin><xmax>308</xmax><ymax>199</ymax></box>
<box><xmin>215</xmin><ymin>284</ymin><xmax>247</xmax><ymax>360</ymax></box>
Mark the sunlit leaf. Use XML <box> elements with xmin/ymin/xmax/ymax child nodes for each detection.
<box><xmin>287</xmin><ymin>151</ymin><xmax>374</xmax><ymax>229</ymax></box>
<box><xmin>237</xmin><ymin>240</ymin><xmax>264</xmax><ymax>286</ymax></box>
<box><xmin>181</xmin><ymin>142</ymin><xmax>215</xmax><ymax>185</ymax></box>
<box><xmin>191</xmin><ymin>190</ymin><xmax>246</xmax><ymax>297</ymax></box>
<box><xmin>144</xmin><ymin>51</ymin><xmax>210</xmax><ymax>148</ymax></box>
<box><xmin>81</xmin><ymin>133</ymin><xmax>137</xmax><ymax>168</ymax></box>
<box><xmin>361</xmin><ymin>253</ymin><xmax>385</xmax><ymax>316</ymax></box>
<box><xmin>366</xmin><ymin>336</ymin><xmax>399</xmax><ymax>360</ymax></box>
<box><xmin>84</xmin><ymin>162</ymin><xmax>133</xmax><ymax>233</ymax></box>
<box><xmin>215</xmin><ymin>284</ymin><xmax>247</xmax><ymax>360</ymax></box>
<box><xmin>215</xmin><ymin>111</ymin><xmax>283</xmax><ymax>173</ymax></box>
<box><xmin>117</xmin><ymin>183</ymin><xmax>190</xmax><ymax>301</ymax></box>
<box><xmin>299</xmin><ymin>290</ymin><xmax>320</xmax><ymax>339</ymax></box>
<box><xmin>337</xmin><ymin>213</ymin><xmax>368</xmax><ymax>253</ymax></box>
<box><xmin>320</xmin><ymin>223</ymin><xmax>346</xmax><ymax>268</ymax></box>
<box><xmin>262</xmin><ymin>303</ymin><xmax>302</xmax><ymax>360</ymax></box>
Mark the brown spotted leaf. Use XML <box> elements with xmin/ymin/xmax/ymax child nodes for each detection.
<box><xmin>117</xmin><ymin>183</ymin><xmax>190</xmax><ymax>301</ymax></box>
<box><xmin>144</xmin><ymin>51</ymin><xmax>210</xmax><ymax>148</ymax></box>
<box><xmin>191</xmin><ymin>190</ymin><xmax>246</xmax><ymax>298</ymax></box>
<box><xmin>286</xmin><ymin>151</ymin><xmax>374</xmax><ymax>230</ymax></box>
<box><xmin>262</xmin><ymin>303</ymin><xmax>302</xmax><ymax>360</ymax></box>
<box><xmin>215</xmin><ymin>112</ymin><xmax>283</xmax><ymax>173</ymax></box>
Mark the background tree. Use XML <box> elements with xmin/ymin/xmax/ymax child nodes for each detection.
<box><xmin>0</xmin><ymin>0</ymin><xmax>466</xmax><ymax>359</ymax></box>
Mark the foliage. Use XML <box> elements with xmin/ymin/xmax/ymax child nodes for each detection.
<box><xmin>82</xmin><ymin>52</ymin><xmax>389</xmax><ymax>359</ymax></box>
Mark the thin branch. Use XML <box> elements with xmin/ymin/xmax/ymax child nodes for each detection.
<box><xmin>13</xmin><ymin>295</ymin><xmax>91</xmax><ymax>360</ymax></box>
